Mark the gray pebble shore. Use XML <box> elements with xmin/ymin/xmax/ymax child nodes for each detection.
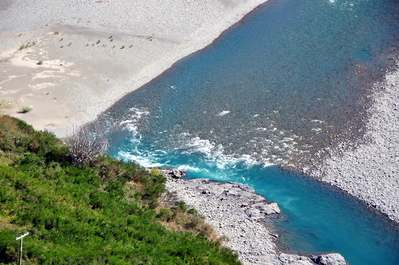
<box><xmin>163</xmin><ymin>170</ymin><xmax>347</xmax><ymax>265</ymax></box>
<box><xmin>158</xmin><ymin>58</ymin><xmax>399</xmax><ymax>265</ymax></box>
<box><xmin>311</xmin><ymin>59</ymin><xmax>399</xmax><ymax>223</ymax></box>
<box><xmin>2</xmin><ymin>0</ymin><xmax>397</xmax><ymax>263</ymax></box>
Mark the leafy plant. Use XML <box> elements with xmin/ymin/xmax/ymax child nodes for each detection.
<box><xmin>19</xmin><ymin>41</ymin><xmax>35</xmax><ymax>50</ymax></box>
<box><xmin>20</xmin><ymin>106</ymin><xmax>32</xmax><ymax>113</ymax></box>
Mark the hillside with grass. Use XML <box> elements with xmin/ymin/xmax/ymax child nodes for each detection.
<box><xmin>0</xmin><ymin>116</ymin><xmax>240</xmax><ymax>264</ymax></box>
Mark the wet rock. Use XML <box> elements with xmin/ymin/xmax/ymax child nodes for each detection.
<box><xmin>158</xmin><ymin>168</ymin><xmax>187</xmax><ymax>179</ymax></box>
<box><xmin>311</xmin><ymin>253</ymin><xmax>347</xmax><ymax>265</ymax></box>
<box><xmin>271</xmin><ymin>233</ymin><xmax>279</xmax><ymax>238</ymax></box>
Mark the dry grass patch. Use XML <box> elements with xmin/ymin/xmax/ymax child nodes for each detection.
<box><xmin>0</xmin><ymin>100</ymin><xmax>13</xmax><ymax>110</ymax></box>
<box><xmin>155</xmin><ymin>197</ymin><xmax>220</xmax><ymax>242</ymax></box>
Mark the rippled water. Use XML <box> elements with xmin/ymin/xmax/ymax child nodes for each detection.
<box><xmin>92</xmin><ymin>0</ymin><xmax>399</xmax><ymax>264</ymax></box>
<box><xmin>100</xmin><ymin>0</ymin><xmax>398</xmax><ymax>167</ymax></box>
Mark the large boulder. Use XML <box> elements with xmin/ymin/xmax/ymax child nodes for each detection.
<box><xmin>311</xmin><ymin>253</ymin><xmax>347</xmax><ymax>265</ymax></box>
<box><xmin>252</xmin><ymin>202</ymin><xmax>281</xmax><ymax>215</ymax></box>
<box><xmin>279</xmin><ymin>253</ymin><xmax>315</xmax><ymax>265</ymax></box>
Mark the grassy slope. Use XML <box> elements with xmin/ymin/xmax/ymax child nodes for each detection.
<box><xmin>0</xmin><ymin>116</ymin><xmax>240</xmax><ymax>264</ymax></box>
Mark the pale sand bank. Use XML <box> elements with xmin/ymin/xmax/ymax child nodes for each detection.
<box><xmin>1</xmin><ymin>0</ymin><xmax>398</xmax><ymax>260</ymax></box>
<box><xmin>0</xmin><ymin>0</ymin><xmax>267</xmax><ymax>137</ymax></box>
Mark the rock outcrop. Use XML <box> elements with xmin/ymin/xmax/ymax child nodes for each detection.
<box><xmin>311</xmin><ymin>253</ymin><xmax>347</xmax><ymax>265</ymax></box>
<box><xmin>158</xmin><ymin>167</ymin><xmax>187</xmax><ymax>179</ymax></box>
<box><xmin>161</xmin><ymin>168</ymin><xmax>348</xmax><ymax>265</ymax></box>
<box><xmin>165</xmin><ymin>175</ymin><xmax>283</xmax><ymax>264</ymax></box>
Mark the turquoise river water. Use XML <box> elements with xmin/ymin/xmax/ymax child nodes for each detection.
<box><xmin>93</xmin><ymin>0</ymin><xmax>399</xmax><ymax>264</ymax></box>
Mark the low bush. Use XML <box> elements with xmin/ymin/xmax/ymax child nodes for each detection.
<box><xmin>20</xmin><ymin>106</ymin><xmax>32</xmax><ymax>113</ymax></box>
<box><xmin>0</xmin><ymin>116</ymin><xmax>240</xmax><ymax>264</ymax></box>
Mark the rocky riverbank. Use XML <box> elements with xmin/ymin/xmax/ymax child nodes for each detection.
<box><xmin>162</xmin><ymin>169</ymin><xmax>347</xmax><ymax>265</ymax></box>
<box><xmin>310</xmin><ymin>58</ymin><xmax>399</xmax><ymax>223</ymax></box>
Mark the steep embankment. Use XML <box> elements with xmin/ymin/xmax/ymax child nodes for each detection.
<box><xmin>0</xmin><ymin>115</ymin><xmax>240</xmax><ymax>264</ymax></box>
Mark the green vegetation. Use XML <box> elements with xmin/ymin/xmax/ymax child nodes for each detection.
<box><xmin>0</xmin><ymin>116</ymin><xmax>240</xmax><ymax>264</ymax></box>
<box><xmin>19</xmin><ymin>42</ymin><xmax>36</xmax><ymax>51</ymax></box>
<box><xmin>19</xmin><ymin>107</ymin><xmax>32</xmax><ymax>114</ymax></box>
<box><xmin>37</xmin><ymin>61</ymin><xmax>43</xmax><ymax>65</ymax></box>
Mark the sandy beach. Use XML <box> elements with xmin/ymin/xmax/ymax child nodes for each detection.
<box><xmin>0</xmin><ymin>0</ymin><xmax>267</xmax><ymax>137</ymax></box>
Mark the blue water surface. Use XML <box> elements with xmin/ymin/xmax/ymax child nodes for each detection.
<box><xmin>102</xmin><ymin>0</ymin><xmax>399</xmax><ymax>166</ymax></box>
<box><xmin>95</xmin><ymin>0</ymin><xmax>399</xmax><ymax>264</ymax></box>
<box><xmin>106</xmin><ymin>141</ymin><xmax>399</xmax><ymax>265</ymax></box>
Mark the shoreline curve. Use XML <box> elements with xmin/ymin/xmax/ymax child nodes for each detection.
<box><xmin>0</xmin><ymin>0</ymin><xmax>268</xmax><ymax>137</ymax></box>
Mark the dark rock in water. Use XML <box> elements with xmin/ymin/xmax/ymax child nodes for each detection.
<box><xmin>311</xmin><ymin>253</ymin><xmax>347</xmax><ymax>265</ymax></box>
<box><xmin>158</xmin><ymin>168</ymin><xmax>187</xmax><ymax>179</ymax></box>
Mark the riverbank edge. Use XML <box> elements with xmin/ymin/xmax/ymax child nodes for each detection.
<box><xmin>161</xmin><ymin>169</ymin><xmax>347</xmax><ymax>265</ymax></box>
<box><xmin>1</xmin><ymin>0</ymin><xmax>399</xmax><ymax>260</ymax></box>
<box><xmin>309</xmin><ymin>57</ymin><xmax>399</xmax><ymax>223</ymax></box>
<box><xmin>0</xmin><ymin>0</ymin><xmax>268</xmax><ymax>138</ymax></box>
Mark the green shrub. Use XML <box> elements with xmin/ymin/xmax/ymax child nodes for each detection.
<box><xmin>20</xmin><ymin>106</ymin><xmax>32</xmax><ymax>113</ymax></box>
<box><xmin>0</xmin><ymin>116</ymin><xmax>241</xmax><ymax>264</ymax></box>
